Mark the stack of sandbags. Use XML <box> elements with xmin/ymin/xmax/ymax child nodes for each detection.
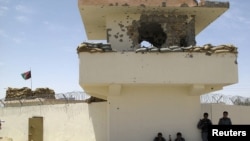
<box><xmin>184</xmin><ymin>44</ymin><xmax>238</xmax><ymax>54</ymax></box>
<box><xmin>135</xmin><ymin>44</ymin><xmax>238</xmax><ymax>55</ymax></box>
<box><xmin>4</xmin><ymin>87</ymin><xmax>56</xmax><ymax>101</ymax></box>
<box><xmin>5</xmin><ymin>87</ymin><xmax>32</xmax><ymax>100</ymax></box>
<box><xmin>33</xmin><ymin>88</ymin><xmax>55</xmax><ymax>99</ymax></box>
<box><xmin>77</xmin><ymin>42</ymin><xmax>113</xmax><ymax>53</ymax></box>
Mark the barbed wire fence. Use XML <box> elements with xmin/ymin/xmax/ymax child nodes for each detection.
<box><xmin>0</xmin><ymin>91</ymin><xmax>249</xmax><ymax>107</ymax></box>
<box><xmin>0</xmin><ymin>91</ymin><xmax>91</xmax><ymax>107</ymax></box>
<box><xmin>55</xmin><ymin>91</ymin><xmax>91</xmax><ymax>100</ymax></box>
<box><xmin>201</xmin><ymin>93</ymin><xmax>250</xmax><ymax>106</ymax></box>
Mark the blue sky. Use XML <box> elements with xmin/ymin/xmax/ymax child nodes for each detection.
<box><xmin>0</xmin><ymin>0</ymin><xmax>249</xmax><ymax>99</ymax></box>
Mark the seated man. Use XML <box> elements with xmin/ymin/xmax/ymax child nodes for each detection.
<box><xmin>174</xmin><ymin>132</ymin><xmax>185</xmax><ymax>141</ymax></box>
<box><xmin>154</xmin><ymin>132</ymin><xmax>166</xmax><ymax>141</ymax></box>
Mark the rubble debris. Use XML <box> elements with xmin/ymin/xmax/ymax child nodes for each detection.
<box><xmin>5</xmin><ymin>87</ymin><xmax>55</xmax><ymax>101</ymax></box>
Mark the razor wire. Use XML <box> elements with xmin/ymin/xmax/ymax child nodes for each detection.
<box><xmin>1</xmin><ymin>92</ymin><xmax>250</xmax><ymax>107</ymax></box>
<box><xmin>200</xmin><ymin>93</ymin><xmax>250</xmax><ymax>105</ymax></box>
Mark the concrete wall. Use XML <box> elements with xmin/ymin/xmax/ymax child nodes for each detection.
<box><xmin>0</xmin><ymin>102</ymin><xmax>107</xmax><ymax>141</ymax></box>
<box><xmin>107</xmin><ymin>85</ymin><xmax>201</xmax><ymax>141</ymax></box>
<box><xmin>0</xmin><ymin>102</ymin><xmax>250</xmax><ymax>141</ymax></box>
<box><xmin>79</xmin><ymin>52</ymin><xmax>238</xmax><ymax>92</ymax></box>
<box><xmin>201</xmin><ymin>103</ymin><xmax>250</xmax><ymax>125</ymax></box>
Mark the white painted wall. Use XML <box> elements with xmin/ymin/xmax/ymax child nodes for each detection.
<box><xmin>201</xmin><ymin>103</ymin><xmax>250</xmax><ymax>125</ymax></box>
<box><xmin>106</xmin><ymin>14</ymin><xmax>140</xmax><ymax>51</ymax></box>
<box><xmin>78</xmin><ymin>51</ymin><xmax>238</xmax><ymax>141</ymax></box>
<box><xmin>107</xmin><ymin>85</ymin><xmax>201</xmax><ymax>141</ymax></box>
<box><xmin>1</xmin><ymin>102</ymin><xmax>250</xmax><ymax>141</ymax></box>
<box><xmin>0</xmin><ymin>102</ymin><xmax>107</xmax><ymax>141</ymax></box>
<box><xmin>79</xmin><ymin>52</ymin><xmax>238</xmax><ymax>86</ymax></box>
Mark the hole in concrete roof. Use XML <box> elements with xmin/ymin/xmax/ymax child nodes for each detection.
<box><xmin>162</xmin><ymin>2</ymin><xmax>166</xmax><ymax>7</ymax></box>
<box><xmin>180</xmin><ymin>36</ymin><xmax>188</xmax><ymax>47</ymax></box>
<box><xmin>138</xmin><ymin>22</ymin><xmax>167</xmax><ymax>48</ymax></box>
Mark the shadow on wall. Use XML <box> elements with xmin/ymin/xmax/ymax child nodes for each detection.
<box><xmin>88</xmin><ymin>102</ymin><xmax>108</xmax><ymax>141</ymax></box>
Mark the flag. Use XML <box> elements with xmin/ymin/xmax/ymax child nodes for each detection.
<box><xmin>21</xmin><ymin>71</ymin><xmax>31</xmax><ymax>80</ymax></box>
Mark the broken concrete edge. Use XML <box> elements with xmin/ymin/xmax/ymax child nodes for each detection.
<box><xmin>78</xmin><ymin>0</ymin><xmax>199</xmax><ymax>7</ymax></box>
<box><xmin>84</xmin><ymin>96</ymin><xmax>107</xmax><ymax>104</ymax></box>
<box><xmin>79</xmin><ymin>0</ymin><xmax>229</xmax><ymax>8</ymax></box>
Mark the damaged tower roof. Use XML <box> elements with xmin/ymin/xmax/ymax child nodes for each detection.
<box><xmin>78</xmin><ymin>0</ymin><xmax>229</xmax><ymax>40</ymax></box>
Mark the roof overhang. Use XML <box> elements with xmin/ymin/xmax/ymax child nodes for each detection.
<box><xmin>78</xmin><ymin>0</ymin><xmax>229</xmax><ymax>40</ymax></box>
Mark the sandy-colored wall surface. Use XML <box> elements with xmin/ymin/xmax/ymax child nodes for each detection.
<box><xmin>201</xmin><ymin>103</ymin><xmax>250</xmax><ymax>125</ymax></box>
<box><xmin>0</xmin><ymin>102</ymin><xmax>107</xmax><ymax>141</ymax></box>
<box><xmin>107</xmin><ymin>85</ymin><xmax>202</xmax><ymax>141</ymax></box>
<box><xmin>1</xmin><ymin>102</ymin><xmax>249</xmax><ymax>141</ymax></box>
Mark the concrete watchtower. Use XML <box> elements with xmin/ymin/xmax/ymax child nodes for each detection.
<box><xmin>77</xmin><ymin>0</ymin><xmax>238</xmax><ymax>141</ymax></box>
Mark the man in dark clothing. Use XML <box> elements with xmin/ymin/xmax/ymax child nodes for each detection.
<box><xmin>154</xmin><ymin>132</ymin><xmax>166</xmax><ymax>141</ymax></box>
<box><xmin>218</xmin><ymin>111</ymin><xmax>232</xmax><ymax>125</ymax></box>
<box><xmin>174</xmin><ymin>132</ymin><xmax>185</xmax><ymax>141</ymax></box>
<box><xmin>197</xmin><ymin>112</ymin><xmax>212</xmax><ymax>141</ymax></box>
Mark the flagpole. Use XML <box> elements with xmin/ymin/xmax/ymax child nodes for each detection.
<box><xmin>30</xmin><ymin>68</ymin><xmax>32</xmax><ymax>90</ymax></box>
